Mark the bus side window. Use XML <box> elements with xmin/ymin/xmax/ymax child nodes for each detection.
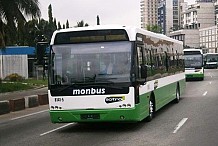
<box><xmin>137</xmin><ymin>46</ymin><xmax>144</xmax><ymax>79</ymax></box>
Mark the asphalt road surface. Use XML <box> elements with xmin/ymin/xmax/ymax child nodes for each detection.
<box><xmin>1</xmin><ymin>69</ymin><xmax>218</xmax><ymax>146</ymax></box>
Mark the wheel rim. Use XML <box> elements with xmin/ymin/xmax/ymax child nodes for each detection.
<box><xmin>176</xmin><ymin>89</ymin><xmax>180</xmax><ymax>100</ymax></box>
<box><xmin>149</xmin><ymin>100</ymin><xmax>154</xmax><ymax>117</ymax></box>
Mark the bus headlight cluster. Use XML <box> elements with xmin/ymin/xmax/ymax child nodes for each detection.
<box><xmin>119</xmin><ymin>104</ymin><xmax>131</xmax><ymax>108</ymax></box>
<box><xmin>51</xmin><ymin>106</ymin><xmax>62</xmax><ymax>110</ymax></box>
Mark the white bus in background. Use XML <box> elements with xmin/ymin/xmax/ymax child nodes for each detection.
<box><xmin>48</xmin><ymin>25</ymin><xmax>186</xmax><ymax>123</ymax></box>
<box><xmin>204</xmin><ymin>53</ymin><xmax>218</xmax><ymax>69</ymax></box>
<box><xmin>184</xmin><ymin>48</ymin><xmax>204</xmax><ymax>80</ymax></box>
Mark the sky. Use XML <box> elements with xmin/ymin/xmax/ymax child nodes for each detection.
<box><xmin>38</xmin><ymin>0</ymin><xmax>196</xmax><ymax>28</ymax></box>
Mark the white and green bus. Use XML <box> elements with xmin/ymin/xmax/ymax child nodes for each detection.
<box><xmin>184</xmin><ymin>49</ymin><xmax>204</xmax><ymax>80</ymax></box>
<box><xmin>48</xmin><ymin>25</ymin><xmax>186</xmax><ymax>123</ymax></box>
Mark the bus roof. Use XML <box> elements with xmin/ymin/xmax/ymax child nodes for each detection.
<box><xmin>50</xmin><ymin>25</ymin><xmax>183</xmax><ymax>45</ymax></box>
<box><xmin>184</xmin><ymin>48</ymin><xmax>203</xmax><ymax>52</ymax></box>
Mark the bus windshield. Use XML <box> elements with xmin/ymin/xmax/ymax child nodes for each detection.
<box><xmin>206</xmin><ymin>54</ymin><xmax>218</xmax><ymax>62</ymax></box>
<box><xmin>184</xmin><ymin>54</ymin><xmax>203</xmax><ymax>68</ymax></box>
<box><xmin>50</xmin><ymin>41</ymin><xmax>132</xmax><ymax>85</ymax></box>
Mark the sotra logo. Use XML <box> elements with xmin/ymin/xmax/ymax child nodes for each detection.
<box><xmin>105</xmin><ymin>96</ymin><xmax>125</xmax><ymax>103</ymax></box>
<box><xmin>72</xmin><ymin>88</ymin><xmax>105</xmax><ymax>95</ymax></box>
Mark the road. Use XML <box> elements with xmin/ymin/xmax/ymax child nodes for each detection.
<box><xmin>0</xmin><ymin>69</ymin><xmax>218</xmax><ymax>146</ymax></box>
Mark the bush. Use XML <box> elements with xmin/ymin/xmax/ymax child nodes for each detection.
<box><xmin>0</xmin><ymin>78</ymin><xmax>2</xmax><ymax>84</ymax></box>
<box><xmin>4</xmin><ymin>73</ymin><xmax>24</xmax><ymax>82</ymax></box>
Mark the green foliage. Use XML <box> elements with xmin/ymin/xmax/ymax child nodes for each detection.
<box><xmin>97</xmin><ymin>15</ymin><xmax>100</xmax><ymax>25</ymax></box>
<box><xmin>66</xmin><ymin>20</ymin><xmax>69</xmax><ymax>28</ymax></box>
<box><xmin>24</xmin><ymin>79</ymin><xmax>48</xmax><ymax>86</ymax></box>
<box><xmin>76</xmin><ymin>20</ymin><xmax>89</xmax><ymax>27</ymax></box>
<box><xmin>146</xmin><ymin>24</ymin><xmax>162</xmax><ymax>33</ymax></box>
<box><xmin>0</xmin><ymin>78</ymin><xmax>47</xmax><ymax>93</ymax></box>
<box><xmin>0</xmin><ymin>82</ymin><xmax>33</xmax><ymax>93</ymax></box>
<box><xmin>0</xmin><ymin>78</ymin><xmax>2</xmax><ymax>83</ymax></box>
<box><xmin>58</xmin><ymin>22</ymin><xmax>62</xmax><ymax>29</ymax></box>
<box><xmin>0</xmin><ymin>0</ymin><xmax>41</xmax><ymax>47</ymax></box>
<box><xmin>4</xmin><ymin>73</ymin><xmax>24</xmax><ymax>82</ymax></box>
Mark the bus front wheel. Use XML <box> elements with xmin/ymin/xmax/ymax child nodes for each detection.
<box><xmin>174</xmin><ymin>87</ymin><xmax>180</xmax><ymax>103</ymax></box>
<box><xmin>146</xmin><ymin>97</ymin><xmax>155</xmax><ymax>122</ymax></box>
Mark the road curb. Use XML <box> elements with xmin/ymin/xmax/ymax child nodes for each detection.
<box><xmin>25</xmin><ymin>95</ymin><xmax>39</xmax><ymax>108</ymax></box>
<box><xmin>0</xmin><ymin>100</ymin><xmax>10</xmax><ymax>115</ymax></box>
<box><xmin>9</xmin><ymin>98</ymin><xmax>25</xmax><ymax>112</ymax></box>
<box><xmin>38</xmin><ymin>94</ymin><xmax>49</xmax><ymax>105</ymax></box>
<box><xmin>0</xmin><ymin>93</ymin><xmax>48</xmax><ymax>115</ymax></box>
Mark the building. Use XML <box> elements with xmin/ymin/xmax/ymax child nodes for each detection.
<box><xmin>140</xmin><ymin>0</ymin><xmax>184</xmax><ymax>35</ymax></box>
<box><xmin>0</xmin><ymin>46</ymin><xmax>36</xmax><ymax>79</ymax></box>
<box><xmin>169</xmin><ymin>29</ymin><xmax>200</xmax><ymax>48</ymax></box>
<box><xmin>140</xmin><ymin>0</ymin><xmax>158</xmax><ymax>28</ymax></box>
<box><xmin>158</xmin><ymin>0</ymin><xmax>171</xmax><ymax>35</ymax></box>
<box><xmin>170</xmin><ymin>0</ymin><xmax>216</xmax><ymax>48</ymax></box>
<box><xmin>199</xmin><ymin>26</ymin><xmax>218</xmax><ymax>53</ymax></box>
<box><xmin>182</xmin><ymin>2</ymin><xmax>215</xmax><ymax>29</ymax></box>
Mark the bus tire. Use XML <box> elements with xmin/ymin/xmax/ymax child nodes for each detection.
<box><xmin>146</xmin><ymin>96</ymin><xmax>155</xmax><ymax>122</ymax></box>
<box><xmin>174</xmin><ymin>86</ymin><xmax>180</xmax><ymax>103</ymax></box>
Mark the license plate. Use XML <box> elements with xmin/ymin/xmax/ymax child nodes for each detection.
<box><xmin>81</xmin><ymin>114</ymin><xmax>100</xmax><ymax>120</ymax></box>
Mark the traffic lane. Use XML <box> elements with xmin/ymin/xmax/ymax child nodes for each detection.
<box><xmin>168</xmin><ymin>69</ymin><xmax>218</xmax><ymax>146</ymax></box>
<box><xmin>0</xmin><ymin>105</ymin><xmax>49</xmax><ymax>124</ymax></box>
<box><xmin>35</xmin><ymin>70</ymin><xmax>218</xmax><ymax>146</ymax></box>
<box><xmin>0</xmin><ymin>110</ymin><xmax>50</xmax><ymax>145</ymax></box>
<box><xmin>1</xmin><ymin>69</ymin><xmax>218</xmax><ymax>146</ymax></box>
<box><xmin>0</xmin><ymin>106</ymin><xmax>71</xmax><ymax>146</ymax></box>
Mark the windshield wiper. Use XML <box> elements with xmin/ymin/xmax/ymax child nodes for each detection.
<box><xmin>59</xmin><ymin>84</ymin><xmax>77</xmax><ymax>92</ymax></box>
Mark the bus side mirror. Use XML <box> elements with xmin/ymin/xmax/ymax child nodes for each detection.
<box><xmin>141</xmin><ymin>65</ymin><xmax>147</xmax><ymax>79</ymax></box>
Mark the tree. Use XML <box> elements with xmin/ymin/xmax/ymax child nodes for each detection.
<box><xmin>146</xmin><ymin>24</ymin><xmax>162</xmax><ymax>33</ymax></box>
<box><xmin>76</xmin><ymin>20</ymin><xmax>89</xmax><ymax>27</ymax></box>
<box><xmin>66</xmin><ymin>20</ymin><xmax>69</xmax><ymax>28</ymax></box>
<box><xmin>54</xmin><ymin>18</ymin><xmax>57</xmax><ymax>30</ymax></box>
<box><xmin>0</xmin><ymin>0</ymin><xmax>41</xmax><ymax>48</ymax></box>
<box><xmin>58</xmin><ymin>22</ymin><xmax>62</xmax><ymax>29</ymax></box>
<box><xmin>48</xmin><ymin>4</ymin><xmax>53</xmax><ymax>24</ymax></box>
<box><xmin>97</xmin><ymin>15</ymin><xmax>100</xmax><ymax>25</ymax></box>
<box><xmin>47</xmin><ymin>4</ymin><xmax>56</xmax><ymax>42</ymax></box>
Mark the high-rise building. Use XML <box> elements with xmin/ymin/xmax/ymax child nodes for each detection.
<box><xmin>140</xmin><ymin>0</ymin><xmax>184</xmax><ymax>35</ymax></box>
<box><xmin>140</xmin><ymin>0</ymin><xmax>158</xmax><ymax>28</ymax></box>
<box><xmin>182</xmin><ymin>2</ymin><xmax>215</xmax><ymax>29</ymax></box>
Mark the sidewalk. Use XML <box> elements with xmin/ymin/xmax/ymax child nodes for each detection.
<box><xmin>0</xmin><ymin>87</ymin><xmax>48</xmax><ymax>101</ymax></box>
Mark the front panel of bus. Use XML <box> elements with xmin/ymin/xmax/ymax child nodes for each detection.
<box><xmin>48</xmin><ymin>29</ymin><xmax>142</xmax><ymax>123</ymax></box>
<box><xmin>184</xmin><ymin>50</ymin><xmax>204</xmax><ymax>80</ymax></box>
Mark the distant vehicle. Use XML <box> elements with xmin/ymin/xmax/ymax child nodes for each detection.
<box><xmin>48</xmin><ymin>25</ymin><xmax>186</xmax><ymax>123</ymax></box>
<box><xmin>204</xmin><ymin>53</ymin><xmax>218</xmax><ymax>69</ymax></box>
<box><xmin>184</xmin><ymin>49</ymin><xmax>204</xmax><ymax>80</ymax></box>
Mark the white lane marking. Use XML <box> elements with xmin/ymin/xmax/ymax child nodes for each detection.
<box><xmin>173</xmin><ymin>118</ymin><xmax>188</xmax><ymax>134</ymax></box>
<box><xmin>203</xmin><ymin>91</ymin><xmax>208</xmax><ymax>96</ymax></box>
<box><xmin>40</xmin><ymin>123</ymin><xmax>75</xmax><ymax>136</ymax></box>
<box><xmin>10</xmin><ymin>110</ymin><xmax>48</xmax><ymax>121</ymax></box>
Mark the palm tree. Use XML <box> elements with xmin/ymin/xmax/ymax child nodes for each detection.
<box><xmin>76</xmin><ymin>20</ymin><xmax>89</xmax><ymax>27</ymax></box>
<box><xmin>0</xmin><ymin>0</ymin><xmax>41</xmax><ymax>48</ymax></box>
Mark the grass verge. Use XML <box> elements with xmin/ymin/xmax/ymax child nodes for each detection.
<box><xmin>0</xmin><ymin>79</ymin><xmax>48</xmax><ymax>93</ymax></box>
